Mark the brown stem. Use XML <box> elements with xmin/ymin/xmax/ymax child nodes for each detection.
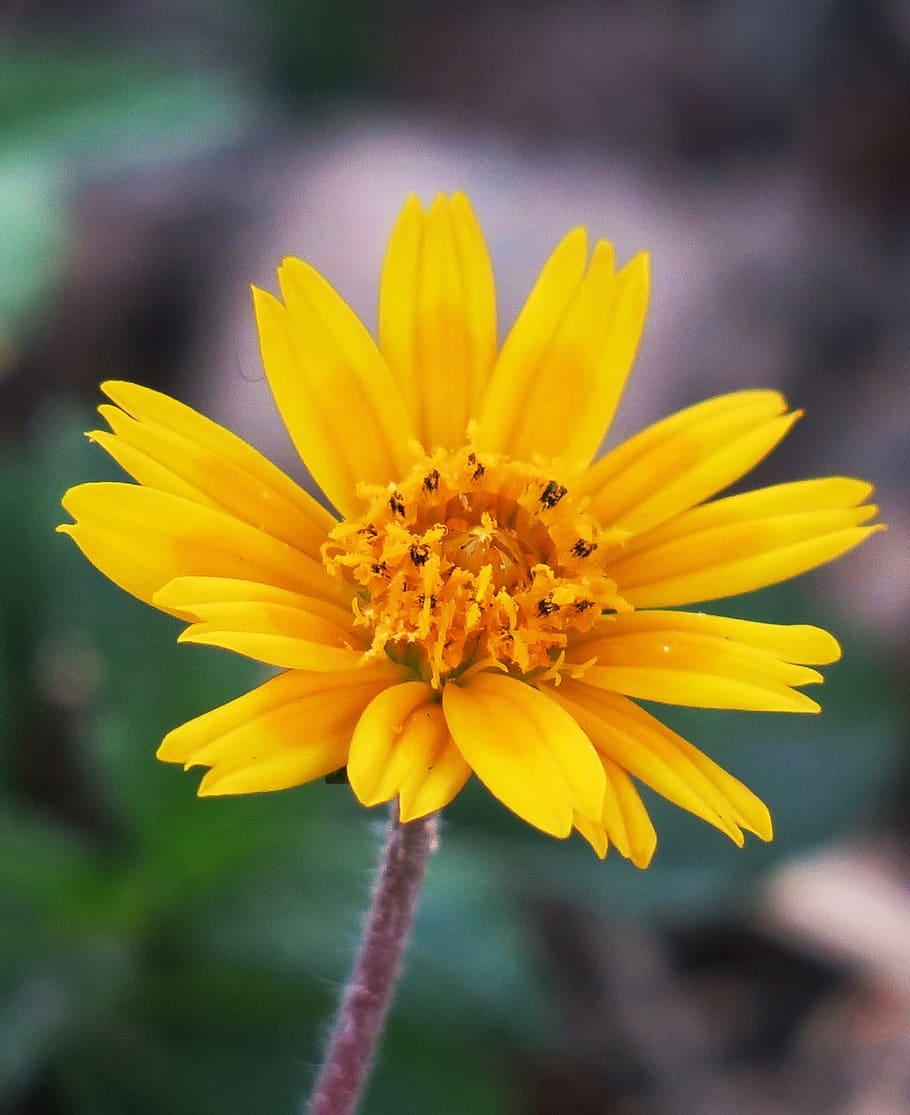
<box><xmin>306</xmin><ymin>806</ymin><xmax>439</xmax><ymax>1115</ymax></box>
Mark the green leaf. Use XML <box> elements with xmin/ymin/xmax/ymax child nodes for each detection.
<box><xmin>0</xmin><ymin>45</ymin><xmax>257</xmax><ymax>355</ymax></box>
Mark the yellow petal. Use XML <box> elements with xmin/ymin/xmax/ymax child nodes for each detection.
<box><xmin>58</xmin><ymin>483</ymin><xmax>343</xmax><ymax>612</ymax></box>
<box><xmin>474</xmin><ymin>228</ymin><xmax>587</xmax><ymax>454</ymax></box>
<box><xmin>347</xmin><ymin>682</ymin><xmax>438</xmax><ymax>807</ymax></box>
<box><xmin>581</xmin><ymin>389</ymin><xmax>786</xmax><ymax>489</ymax></box>
<box><xmin>398</xmin><ymin>719</ymin><xmax>471</xmax><ymax>823</ymax></box>
<box><xmin>572</xmin><ymin>610</ymin><xmax>841</xmax><ymax>665</ymax></box>
<box><xmin>177</xmin><ymin>631</ymin><xmax>356</xmax><ymax>671</ymax></box>
<box><xmin>606</xmin><ymin>689</ymin><xmax>772</xmax><ymax>840</ymax></box>
<box><xmin>379</xmin><ymin>194</ymin><xmax>423</xmax><ymax>427</ymax></box>
<box><xmin>157</xmin><ymin>578</ymin><xmax>363</xmax><ymax>669</ymax></box>
<box><xmin>197</xmin><ymin>750</ymin><xmax>338</xmax><ymax>796</ymax></box>
<box><xmin>611</xmin><ymin>507</ymin><xmax>881</xmax><ymax>609</ymax></box>
<box><xmin>573</xmin><ymin>813</ymin><xmax>608</xmax><ymax>858</ymax></box>
<box><xmin>442</xmin><ymin>672</ymin><xmax>605</xmax><ymax>836</ymax></box>
<box><xmin>160</xmin><ymin>666</ymin><xmax>398</xmax><ymax>795</ymax></box>
<box><xmin>553</xmin><ymin>683</ymin><xmax>771</xmax><ymax>844</ymax></box>
<box><xmin>253</xmin><ymin>266</ymin><xmax>415</xmax><ymax>518</ymax></box>
<box><xmin>157</xmin><ymin>663</ymin><xmax>400</xmax><ymax>765</ymax></box>
<box><xmin>191</xmin><ymin>693</ymin><xmax>380</xmax><ymax>793</ymax></box>
<box><xmin>611</xmin><ymin>476</ymin><xmax>876</xmax><ymax>561</ymax></box>
<box><xmin>174</xmin><ymin>600</ymin><xmax>355</xmax><ymax>643</ymax></box>
<box><xmin>600</xmin><ymin>758</ymin><xmax>658</xmax><ymax>868</ymax></box>
<box><xmin>580</xmin><ymin>395</ymin><xmax>798</xmax><ymax>535</ymax></box>
<box><xmin>570</xmin><ymin>613</ymin><xmax>834</xmax><ymax>714</ymax></box>
<box><xmin>552</xmin><ymin>687</ymin><xmax>743</xmax><ymax>843</ymax></box>
<box><xmin>154</xmin><ymin>576</ymin><xmax>355</xmax><ymax>630</ymax></box>
<box><xmin>380</xmin><ymin>193</ymin><xmax>496</xmax><ymax>450</ymax></box>
<box><xmin>176</xmin><ymin>600</ymin><xmax>364</xmax><ymax>672</ymax></box>
<box><xmin>574</xmin><ymin>758</ymin><xmax>658</xmax><ymax>865</ymax></box>
<box><xmin>91</xmin><ymin>400</ymin><xmax>331</xmax><ymax>560</ymax></box>
<box><xmin>476</xmin><ymin>235</ymin><xmax>648</xmax><ymax>466</ymax></box>
<box><xmin>100</xmin><ymin>380</ymin><xmax>334</xmax><ymax>554</ymax></box>
<box><xmin>578</xmin><ymin>629</ymin><xmax>823</xmax><ymax>713</ymax></box>
<box><xmin>89</xmin><ymin>427</ymin><xmax>204</xmax><ymax>505</ymax></box>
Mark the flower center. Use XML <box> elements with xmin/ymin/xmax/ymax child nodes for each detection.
<box><xmin>323</xmin><ymin>447</ymin><xmax>629</xmax><ymax>685</ymax></box>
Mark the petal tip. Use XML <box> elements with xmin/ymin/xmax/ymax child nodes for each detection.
<box><xmin>397</xmin><ymin>795</ymin><xmax>433</xmax><ymax>825</ymax></box>
<box><xmin>99</xmin><ymin>378</ymin><xmax>130</xmax><ymax>400</ymax></box>
<box><xmin>631</xmin><ymin>845</ymin><xmax>656</xmax><ymax>869</ymax></box>
<box><xmin>175</xmin><ymin>626</ymin><xmax>211</xmax><ymax>647</ymax></box>
<box><xmin>810</xmin><ymin>627</ymin><xmax>842</xmax><ymax>664</ymax></box>
<box><xmin>251</xmin><ymin>284</ymin><xmax>282</xmax><ymax>314</ymax></box>
<box><xmin>755</xmin><ymin>810</ymin><xmax>774</xmax><ymax>843</ymax></box>
<box><xmin>564</xmin><ymin>225</ymin><xmax>588</xmax><ymax>254</ymax></box>
<box><xmin>155</xmin><ymin>732</ymin><xmax>186</xmax><ymax>764</ymax></box>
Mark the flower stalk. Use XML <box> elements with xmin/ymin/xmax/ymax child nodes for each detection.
<box><xmin>306</xmin><ymin>806</ymin><xmax>439</xmax><ymax>1115</ymax></box>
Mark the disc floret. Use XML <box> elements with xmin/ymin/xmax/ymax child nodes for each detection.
<box><xmin>323</xmin><ymin>447</ymin><xmax>630</xmax><ymax>685</ymax></box>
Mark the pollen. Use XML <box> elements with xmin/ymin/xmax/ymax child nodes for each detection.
<box><xmin>323</xmin><ymin>447</ymin><xmax>630</xmax><ymax>686</ymax></box>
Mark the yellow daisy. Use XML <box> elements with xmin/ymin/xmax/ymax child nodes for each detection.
<box><xmin>58</xmin><ymin>193</ymin><xmax>882</xmax><ymax>867</ymax></box>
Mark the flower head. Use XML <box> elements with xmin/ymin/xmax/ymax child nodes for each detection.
<box><xmin>59</xmin><ymin>193</ymin><xmax>882</xmax><ymax>866</ymax></box>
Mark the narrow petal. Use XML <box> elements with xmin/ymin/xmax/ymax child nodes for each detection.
<box><xmin>574</xmin><ymin>757</ymin><xmax>657</xmax><ymax>867</ymax></box>
<box><xmin>575</xmin><ymin>628</ymin><xmax>823</xmax><ymax>713</ymax></box>
<box><xmin>605</xmin><ymin>474</ymin><xmax>881</xmax><ymax>607</ymax></box>
<box><xmin>58</xmin><ymin>483</ymin><xmax>344</xmax><ymax>612</ymax></box>
<box><xmin>380</xmin><ymin>193</ymin><xmax>496</xmax><ymax>449</ymax></box>
<box><xmin>154</xmin><ymin>576</ymin><xmax>355</xmax><ymax>630</ymax></box>
<box><xmin>606</xmin><ymin>689</ymin><xmax>772</xmax><ymax>841</ymax></box>
<box><xmin>177</xmin><ymin>609</ymin><xmax>364</xmax><ymax>672</ymax></box>
<box><xmin>398</xmin><ymin>720</ymin><xmax>471</xmax><ymax>823</ymax></box>
<box><xmin>552</xmin><ymin>682</ymin><xmax>772</xmax><ymax>844</ymax></box>
<box><xmin>581</xmin><ymin>390</ymin><xmax>787</xmax><ymax>489</ymax></box>
<box><xmin>347</xmin><ymin>682</ymin><xmax>438</xmax><ymax>807</ymax></box>
<box><xmin>573</xmin><ymin>812</ymin><xmax>608</xmax><ymax>858</ymax></box>
<box><xmin>579</xmin><ymin>392</ymin><xmax>799</xmax><ymax>535</ymax></box>
<box><xmin>572</xmin><ymin>610</ymin><xmax>841</xmax><ymax>665</ymax></box>
<box><xmin>157</xmin><ymin>576</ymin><xmax>364</xmax><ymax>670</ymax></box>
<box><xmin>89</xmin><ymin>427</ymin><xmax>203</xmax><ymax>504</ymax></box>
<box><xmin>157</xmin><ymin>666</ymin><xmax>399</xmax><ymax>796</ymax></box>
<box><xmin>474</xmin><ymin>228</ymin><xmax>588</xmax><ymax>455</ymax></box>
<box><xmin>569</xmin><ymin>612</ymin><xmax>837</xmax><ymax>713</ymax></box>
<box><xmin>155</xmin><ymin>575</ymin><xmax>363</xmax><ymax>669</ymax></box>
<box><xmin>100</xmin><ymin>380</ymin><xmax>335</xmax><ymax>554</ymax></box>
<box><xmin>157</xmin><ymin>663</ymin><xmax>400</xmax><ymax>764</ymax></box>
<box><xmin>253</xmin><ymin>268</ymin><xmax>415</xmax><ymax>518</ymax></box>
<box><xmin>607</xmin><ymin>476</ymin><xmax>876</xmax><ymax>558</ymax></box>
<box><xmin>476</xmin><ymin>234</ymin><xmax>648</xmax><ymax>466</ymax></box>
<box><xmin>612</xmin><ymin>510</ymin><xmax>882</xmax><ymax>609</ymax></box>
<box><xmin>379</xmin><ymin>194</ymin><xmax>423</xmax><ymax>428</ymax></box>
<box><xmin>173</xmin><ymin>601</ymin><xmax>356</xmax><ymax>644</ymax></box>
<box><xmin>91</xmin><ymin>395</ymin><xmax>332</xmax><ymax>559</ymax></box>
<box><xmin>442</xmin><ymin>672</ymin><xmax>605</xmax><ymax>836</ymax></box>
<box><xmin>601</xmin><ymin>758</ymin><xmax>658</xmax><ymax>868</ymax></box>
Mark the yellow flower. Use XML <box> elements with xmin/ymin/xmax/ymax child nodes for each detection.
<box><xmin>58</xmin><ymin>193</ymin><xmax>883</xmax><ymax>867</ymax></box>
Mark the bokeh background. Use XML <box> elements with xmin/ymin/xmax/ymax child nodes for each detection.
<box><xmin>2</xmin><ymin>3</ymin><xmax>908</xmax><ymax>1112</ymax></box>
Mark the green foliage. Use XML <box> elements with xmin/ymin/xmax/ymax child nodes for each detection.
<box><xmin>253</xmin><ymin>0</ymin><xmax>382</xmax><ymax>101</ymax></box>
<box><xmin>0</xmin><ymin>44</ymin><xmax>254</xmax><ymax>364</ymax></box>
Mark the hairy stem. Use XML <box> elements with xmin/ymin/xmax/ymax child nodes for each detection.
<box><xmin>306</xmin><ymin>806</ymin><xmax>439</xmax><ymax>1115</ymax></box>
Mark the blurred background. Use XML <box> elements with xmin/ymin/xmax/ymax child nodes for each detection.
<box><xmin>1</xmin><ymin>1</ymin><xmax>908</xmax><ymax>1112</ymax></box>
